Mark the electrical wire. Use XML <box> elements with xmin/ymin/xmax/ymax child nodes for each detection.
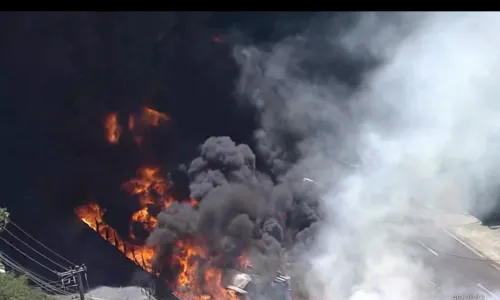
<box><xmin>0</xmin><ymin>235</ymin><xmax>59</xmax><ymax>275</ymax></box>
<box><xmin>0</xmin><ymin>257</ymin><xmax>63</xmax><ymax>295</ymax></box>
<box><xmin>8</xmin><ymin>221</ymin><xmax>75</xmax><ymax>266</ymax></box>
<box><xmin>12</xmin><ymin>267</ymin><xmax>71</xmax><ymax>295</ymax></box>
<box><xmin>3</xmin><ymin>228</ymin><xmax>69</xmax><ymax>270</ymax></box>
<box><xmin>1</xmin><ymin>254</ymin><xmax>55</xmax><ymax>286</ymax></box>
<box><xmin>23</xmin><ymin>270</ymin><xmax>72</xmax><ymax>295</ymax></box>
<box><xmin>1</xmin><ymin>253</ymin><xmax>72</xmax><ymax>295</ymax></box>
<box><xmin>0</xmin><ymin>252</ymin><xmax>54</xmax><ymax>282</ymax></box>
<box><xmin>0</xmin><ymin>221</ymin><xmax>88</xmax><ymax>297</ymax></box>
<box><xmin>0</xmin><ymin>239</ymin><xmax>82</xmax><ymax>295</ymax></box>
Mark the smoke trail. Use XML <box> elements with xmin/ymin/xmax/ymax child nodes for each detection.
<box><xmin>236</xmin><ymin>12</ymin><xmax>500</xmax><ymax>299</ymax></box>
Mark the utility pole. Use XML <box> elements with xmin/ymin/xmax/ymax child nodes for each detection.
<box><xmin>58</xmin><ymin>264</ymin><xmax>88</xmax><ymax>300</ymax></box>
<box><xmin>76</xmin><ymin>270</ymin><xmax>85</xmax><ymax>300</ymax></box>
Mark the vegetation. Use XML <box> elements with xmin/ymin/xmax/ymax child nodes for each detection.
<box><xmin>0</xmin><ymin>208</ymin><xmax>53</xmax><ymax>299</ymax></box>
<box><xmin>0</xmin><ymin>273</ymin><xmax>54</xmax><ymax>300</ymax></box>
<box><xmin>0</xmin><ymin>207</ymin><xmax>9</xmax><ymax>229</ymax></box>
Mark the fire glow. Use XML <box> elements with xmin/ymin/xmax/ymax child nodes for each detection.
<box><xmin>104</xmin><ymin>112</ymin><xmax>121</xmax><ymax>144</ymax></box>
<box><xmin>104</xmin><ymin>106</ymin><xmax>170</xmax><ymax>145</ymax></box>
<box><xmin>76</xmin><ymin>107</ymin><xmax>241</xmax><ymax>299</ymax></box>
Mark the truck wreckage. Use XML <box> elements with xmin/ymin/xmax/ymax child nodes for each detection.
<box><xmin>224</xmin><ymin>269</ymin><xmax>292</xmax><ymax>300</ymax></box>
<box><xmin>151</xmin><ymin>267</ymin><xmax>292</xmax><ymax>300</ymax></box>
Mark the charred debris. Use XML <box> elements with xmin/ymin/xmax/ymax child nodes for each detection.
<box><xmin>150</xmin><ymin>267</ymin><xmax>292</xmax><ymax>300</ymax></box>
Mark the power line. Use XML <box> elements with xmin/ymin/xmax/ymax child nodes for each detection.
<box><xmin>1</xmin><ymin>252</ymin><xmax>73</xmax><ymax>296</ymax></box>
<box><xmin>8</xmin><ymin>221</ymin><xmax>75</xmax><ymax>266</ymax></box>
<box><xmin>1</xmin><ymin>253</ymin><xmax>56</xmax><ymax>286</ymax></box>
<box><xmin>0</xmin><ymin>251</ymin><xmax>54</xmax><ymax>283</ymax></box>
<box><xmin>0</xmin><ymin>218</ymin><xmax>89</xmax><ymax>299</ymax></box>
<box><xmin>9</xmin><ymin>263</ymin><xmax>73</xmax><ymax>295</ymax></box>
<box><xmin>0</xmin><ymin>235</ymin><xmax>59</xmax><ymax>275</ymax></box>
<box><xmin>5</xmin><ymin>261</ymin><xmax>72</xmax><ymax>295</ymax></box>
<box><xmin>3</xmin><ymin>227</ymin><xmax>70</xmax><ymax>270</ymax></box>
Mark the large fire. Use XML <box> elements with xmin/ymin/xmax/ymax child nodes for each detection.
<box><xmin>104</xmin><ymin>106</ymin><xmax>170</xmax><ymax>145</ymax></box>
<box><xmin>104</xmin><ymin>112</ymin><xmax>122</xmax><ymax>144</ymax></box>
<box><xmin>75</xmin><ymin>203</ymin><xmax>156</xmax><ymax>272</ymax></box>
<box><xmin>77</xmin><ymin>107</ymin><xmax>240</xmax><ymax>299</ymax></box>
<box><xmin>171</xmin><ymin>240</ymin><xmax>239</xmax><ymax>300</ymax></box>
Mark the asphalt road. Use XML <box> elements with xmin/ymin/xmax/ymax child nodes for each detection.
<box><xmin>416</xmin><ymin>224</ymin><xmax>500</xmax><ymax>299</ymax></box>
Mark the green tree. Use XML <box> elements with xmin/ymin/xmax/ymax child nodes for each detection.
<box><xmin>0</xmin><ymin>209</ymin><xmax>53</xmax><ymax>300</ymax></box>
<box><xmin>0</xmin><ymin>273</ymin><xmax>54</xmax><ymax>300</ymax></box>
<box><xmin>0</xmin><ymin>207</ymin><xmax>9</xmax><ymax>230</ymax></box>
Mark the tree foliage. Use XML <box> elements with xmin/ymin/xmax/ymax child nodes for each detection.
<box><xmin>0</xmin><ymin>273</ymin><xmax>54</xmax><ymax>300</ymax></box>
<box><xmin>0</xmin><ymin>207</ymin><xmax>9</xmax><ymax>225</ymax></box>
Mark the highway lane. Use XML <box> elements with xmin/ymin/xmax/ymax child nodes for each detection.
<box><xmin>302</xmin><ymin>178</ymin><xmax>499</xmax><ymax>299</ymax></box>
<box><xmin>415</xmin><ymin>224</ymin><xmax>500</xmax><ymax>299</ymax></box>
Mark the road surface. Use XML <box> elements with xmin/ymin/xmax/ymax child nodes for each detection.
<box><xmin>416</xmin><ymin>222</ymin><xmax>500</xmax><ymax>299</ymax></box>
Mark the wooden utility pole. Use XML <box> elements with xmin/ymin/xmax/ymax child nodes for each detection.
<box><xmin>58</xmin><ymin>265</ymin><xmax>87</xmax><ymax>300</ymax></box>
<box><xmin>76</xmin><ymin>271</ymin><xmax>85</xmax><ymax>300</ymax></box>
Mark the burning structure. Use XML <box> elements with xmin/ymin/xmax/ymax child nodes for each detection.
<box><xmin>0</xmin><ymin>12</ymin><xmax>332</xmax><ymax>300</ymax></box>
<box><xmin>12</xmin><ymin>11</ymin><xmax>500</xmax><ymax>300</ymax></box>
<box><xmin>75</xmin><ymin>107</ymin><xmax>307</xmax><ymax>299</ymax></box>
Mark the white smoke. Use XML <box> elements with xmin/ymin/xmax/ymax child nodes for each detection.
<box><xmin>236</xmin><ymin>12</ymin><xmax>500</xmax><ymax>300</ymax></box>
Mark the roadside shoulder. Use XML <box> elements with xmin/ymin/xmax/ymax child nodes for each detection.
<box><xmin>432</xmin><ymin>210</ymin><xmax>500</xmax><ymax>263</ymax></box>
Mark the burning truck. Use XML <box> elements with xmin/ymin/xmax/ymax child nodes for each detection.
<box><xmin>223</xmin><ymin>268</ymin><xmax>292</xmax><ymax>300</ymax></box>
<box><xmin>76</xmin><ymin>109</ymin><xmax>318</xmax><ymax>300</ymax></box>
<box><xmin>151</xmin><ymin>266</ymin><xmax>292</xmax><ymax>300</ymax></box>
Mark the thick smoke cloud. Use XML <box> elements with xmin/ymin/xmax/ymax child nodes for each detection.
<box><xmin>236</xmin><ymin>12</ymin><xmax>500</xmax><ymax>300</ymax></box>
<box><xmin>0</xmin><ymin>12</ymin><xmax>272</xmax><ymax>286</ymax></box>
<box><xmin>148</xmin><ymin>136</ymin><xmax>322</xmax><ymax>292</ymax></box>
<box><xmin>2</xmin><ymin>12</ymin><xmax>337</xmax><ymax>289</ymax></box>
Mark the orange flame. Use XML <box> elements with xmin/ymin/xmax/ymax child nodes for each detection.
<box><xmin>75</xmin><ymin>199</ymin><xmax>240</xmax><ymax>299</ymax></box>
<box><xmin>141</xmin><ymin>107</ymin><xmax>170</xmax><ymax>127</ymax></box>
<box><xmin>171</xmin><ymin>240</ymin><xmax>238</xmax><ymax>300</ymax></box>
<box><xmin>75</xmin><ymin>107</ymin><xmax>245</xmax><ymax>299</ymax></box>
<box><xmin>128</xmin><ymin>107</ymin><xmax>170</xmax><ymax>145</ymax></box>
<box><xmin>75</xmin><ymin>203</ymin><xmax>155</xmax><ymax>272</ymax></box>
<box><xmin>105</xmin><ymin>107</ymin><xmax>169</xmax><ymax>145</ymax></box>
<box><xmin>74</xmin><ymin>167</ymin><xmax>201</xmax><ymax>279</ymax></box>
<box><xmin>122</xmin><ymin>167</ymin><xmax>175</xmax><ymax>241</ymax></box>
<box><xmin>237</xmin><ymin>252</ymin><xmax>251</xmax><ymax>269</ymax></box>
<box><xmin>122</xmin><ymin>167</ymin><xmax>173</xmax><ymax>208</ymax></box>
<box><xmin>104</xmin><ymin>113</ymin><xmax>122</xmax><ymax>144</ymax></box>
<box><xmin>131</xmin><ymin>207</ymin><xmax>158</xmax><ymax>231</ymax></box>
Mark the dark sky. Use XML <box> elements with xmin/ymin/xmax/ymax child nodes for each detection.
<box><xmin>0</xmin><ymin>11</ymin><xmax>326</xmax><ymax>286</ymax></box>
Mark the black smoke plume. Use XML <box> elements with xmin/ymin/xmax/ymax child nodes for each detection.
<box><xmin>0</xmin><ymin>11</ymin><xmax>265</xmax><ymax>286</ymax></box>
<box><xmin>147</xmin><ymin>136</ymin><xmax>321</xmax><ymax>291</ymax></box>
<box><xmin>0</xmin><ymin>11</ymin><xmax>349</xmax><ymax>290</ymax></box>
